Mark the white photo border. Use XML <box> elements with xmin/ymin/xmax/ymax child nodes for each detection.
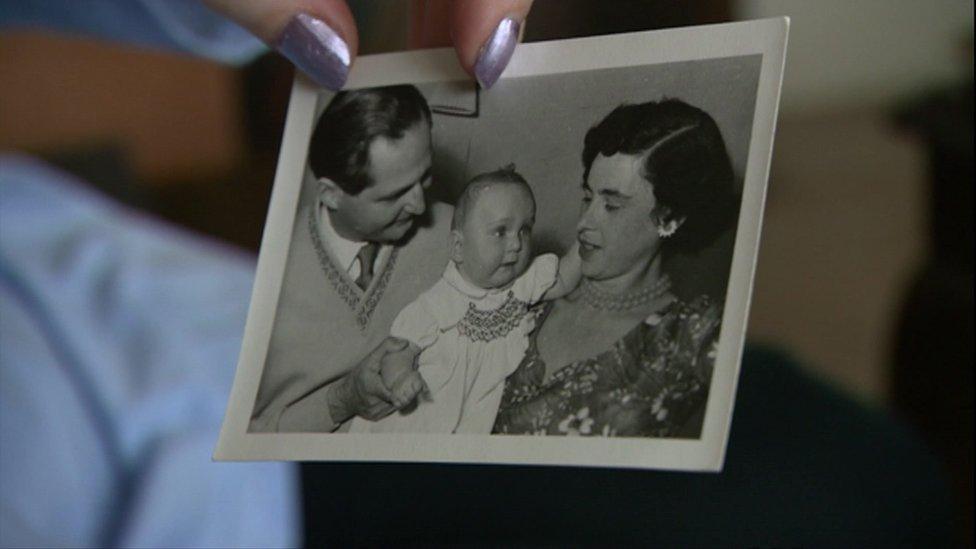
<box><xmin>215</xmin><ymin>18</ymin><xmax>789</xmax><ymax>471</ymax></box>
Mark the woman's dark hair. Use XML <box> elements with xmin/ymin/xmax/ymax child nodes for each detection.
<box><xmin>582</xmin><ymin>98</ymin><xmax>738</xmax><ymax>254</ymax></box>
<box><xmin>308</xmin><ymin>85</ymin><xmax>432</xmax><ymax>195</ymax></box>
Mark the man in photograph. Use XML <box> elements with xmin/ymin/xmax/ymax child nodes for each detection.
<box><xmin>249</xmin><ymin>85</ymin><xmax>453</xmax><ymax>432</ymax></box>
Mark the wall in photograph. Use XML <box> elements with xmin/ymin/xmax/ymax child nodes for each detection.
<box><xmin>422</xmin><ymin>55</ymin><xmax>762</xmax><ymax>300</ymax></box>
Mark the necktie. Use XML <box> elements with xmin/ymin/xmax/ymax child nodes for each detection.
<box><xmin>354</xmin><ymin>242</ymin><xmax>380</xmax><ymax>290</ymax></box>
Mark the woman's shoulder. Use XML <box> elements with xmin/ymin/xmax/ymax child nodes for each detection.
<box><xmin>634</xmin><ymin>294</ymin><xmax>722</xmax><ymax>371</ymax></box>
<box><xmin>640</xmin><ymin>293</ymin><xmax>719</xmax><ymax>329</ymax></box>
<box><xmin>671</xmin><ymin>294</ymin><xmax>722</xmax><ymax>335</ymax></box>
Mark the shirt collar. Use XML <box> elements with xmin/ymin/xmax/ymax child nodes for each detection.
<box><xmin>316</xmin><ymin>204</ymin><xmax>366</xmax><ymax>272</ymax></box>
<box><xmin>443</xmin><ymin>260</ymin><xmax>511</xmax><ymax>299</ymax></box>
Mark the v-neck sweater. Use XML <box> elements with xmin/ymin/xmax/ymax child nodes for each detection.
<box><xmin>249</xmin><ymin>202</ymin><xmax>453</xmax><ymax>432</ymax></box>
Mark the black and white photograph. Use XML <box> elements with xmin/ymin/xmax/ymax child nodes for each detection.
<box><xmin>216</xmin><ymin>19</ymin><xmax>788</xmax><ymax>470</ymax></box>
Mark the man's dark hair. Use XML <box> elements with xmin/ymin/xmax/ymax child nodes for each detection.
<box><xmin>452</xmin><ymin>164</ymin><xmax>535</xmax><ymax>231</ymax></box>
<box><xmin>582</xmin><ymin>98</ymin><xmax>738</xmax><ymax>254</ymax></box>
<box><xmin>308</xmin><ymin>85</ymin><xmax>432</xmax><ymax>195</ymax></box>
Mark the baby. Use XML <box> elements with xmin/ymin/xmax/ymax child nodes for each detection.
<box><xmin>350</xmin><ymin>166</ymin><xmax>580</xmax><ymax>434</ymax></box>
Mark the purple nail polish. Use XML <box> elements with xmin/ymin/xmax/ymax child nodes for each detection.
<box><xmin>474</xmin><ymin>17</ymin><xmax>520</xmax><ymax>89</ymax></box>
<box><xmin>274</xmin><ymin>13</ymin><xmax>350</xmax><ymax>91</ymax></box>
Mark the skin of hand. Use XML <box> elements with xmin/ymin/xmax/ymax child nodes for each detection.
<box><xmin>544</xmin><ymin>240</ymin><xmax>584</xmax><ymax>300</ymax></box>
<box><xmin>379</xmin><ymin>345</ymin><xmax>429</xmax><ymax>409</ymax></box>
<box><xmin>203</xmin><ymin>0</ymin><xmax>534</xmax><ymax>90</ymax></box>
<box><xmin>326</xmin><ymin>336</ymin><xmax>419</xmax><ymax>423</ymax></box>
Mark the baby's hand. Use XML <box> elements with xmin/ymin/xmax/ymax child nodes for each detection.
<box><xmin>379</xmin><ymin>345</ymin><xmax>427</xmax><ymax>409</ymax></box>
<box><xmin>390</xmin><ymin>371</ymin><xmax>428</xmax><ymax>410</ymax></box>
<box><xmin>544</xmin><ymin>242</ymin><xmax>583</xmax><ymax>301</ymax></box>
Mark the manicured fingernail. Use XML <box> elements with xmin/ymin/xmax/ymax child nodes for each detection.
<box><xmin>474</xmin><ymin>17</ymin><xmax>520</xmax><ymax>89</ymax></box>
<box><xmin>274</xmin><ymin>13</ymin><xmax>350</xmax><ymax>91</ymax></box>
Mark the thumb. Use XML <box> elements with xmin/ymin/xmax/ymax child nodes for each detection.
<box><xmin>408</xmin><ymin>0</ymin><xmax>534</xmax><ymax>88</ymax></box>
<box><xmin>381</xmin><ymin>337</ymin><xmax>411</xmax><ymax>353</ymax></box>
<box><xmin>363</xmin><ymin>337</ymin><xmax>409</xmax><ymax>368</ymax></box>
<box><xmin>203</xmin><ymin>0</ymin><xmax>359</xmax><ymax>90</ymax></box>
<box><xmin>450</xmin><ymin>0</ymin><xmax>534</xmax><ymax>89</ymax></box>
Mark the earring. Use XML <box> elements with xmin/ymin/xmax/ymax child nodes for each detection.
<box><xmin>657</xmin><ymin>219</ymin><xmax>680</xmax><ymax>238</ymax></box>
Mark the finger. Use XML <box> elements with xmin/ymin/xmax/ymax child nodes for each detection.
<box><xmin>382</xmin><ymin>336</ymin><xmax>411</xmax><ymax>353</ymax></box>
<box><xmin>389</xmin><ymin>395</ymin><xmax>404</xmax><ymax>410</ymax></box>
<box><xmin>450</xmin><ymin>0</ymin><xmax>534</xmax><ymax>88</ymax></box>
<box><xmin>407</xmin><ymin>376</ymin><xmax>427</xmax><ymax>401</ymax></box>
<box><xmin>203</xmin><ymin>0</ymin><xmax>358</xmax><ymax>90</ymax></box>
<box><xmin>389</xmin><ymin>375</ymin><xmax>420</xmax><ymax>409</ymax></box>
<box><xmin>386</xmin><ymin>382</ymin><xmax>404</xmax><ymax>408</ymax></box>
<box><xmin>368</xmin><ymin>402</ymin><xmax>396</xmax><ymax>420</ymax></box>
<box><xmin>362</xmin><ymin>337</ymin><xmax>410</xmax><ymax>374</ymax></box>
<box><xmin>364</xmin><ymin>371</ymin><xmax>396</xmax><ymax>403</ymax></box>
<box><xmin>392</xmin><ymin>393</ymin><xmax>411</xmax><ymax>410</ymax></box>
<box><xmin>390</xmin><ymin>375</ymin><xmax>421</xmax><ymax>408</ymax></box>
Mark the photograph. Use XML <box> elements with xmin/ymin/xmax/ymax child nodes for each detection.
<box><xmin>216</xmin><ymin>18</ymin><xmax>788</xmax><ymax>470</ymax></box>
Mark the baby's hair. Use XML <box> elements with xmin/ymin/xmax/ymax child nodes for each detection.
<box><xmin>452</xmin><ymin>164</ymin><xmax>535</xmax><ymax>231</ymax></box>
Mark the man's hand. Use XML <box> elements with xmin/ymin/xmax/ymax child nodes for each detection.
<box><xmin>326</xmin><ymin>337</ymin><xmax>418</xmax><ymax>423</ymax></box>
<box><xmin>380</xmin><ymin>345</ymin><xmax>429</xmax><ymax>409</ymax></box>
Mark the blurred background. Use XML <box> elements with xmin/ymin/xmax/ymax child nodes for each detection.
<box><xmin>1</xmin><ymin>0</ymin><xmax>972</xmax><ymax>544</ymax></box>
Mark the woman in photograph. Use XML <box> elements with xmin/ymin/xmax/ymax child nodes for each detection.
<box><xmin>493</xmin><ymin>98</ymin><xmax>739</xmax><ymax>438</ymax></box>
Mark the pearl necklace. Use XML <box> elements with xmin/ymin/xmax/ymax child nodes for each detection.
<box><xmin>578</xmin><ymin>275</ymin><xmax>672</xmax><ymax>312</ymax></box>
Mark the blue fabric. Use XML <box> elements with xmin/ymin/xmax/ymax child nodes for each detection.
<box><xmin>0</xmin><ymin>4</ymin><xmax>290</xmax><ymax>545</ymax></box>
<box><xmin>0</xmin><ymin>155</ymin><xmax>299</xmax><ymax>547</ymax></box>
<box><xmin>0</xmin><ymin>0</ymin><xmax>266</xmax><ymax>65</ymax></box>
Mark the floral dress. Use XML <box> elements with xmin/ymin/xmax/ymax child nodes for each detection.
<box><xmin>492</xmin><ymin>296</ymin><xmax>721</xmax><ymax>438</ymax></box>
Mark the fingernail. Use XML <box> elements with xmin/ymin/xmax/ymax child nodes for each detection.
<box><xmin>274</xmin><ymin>13</ymin><xmax>350</xmax><ymax>91</ymax></box>
<box><xmin>474</xmin><ymin>16</ymin><xmax>520</xmax><ymax>89</ymax></box>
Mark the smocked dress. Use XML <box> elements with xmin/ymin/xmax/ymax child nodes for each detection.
<box><xmin>350</xmin><ymin>254</ymin><xmax>558</xmax><ymax>434</ymax></box>
<box><xmin>493</xmin><ymin>295</ymin><xmax>721</xmax><ymax>438</ymax></box>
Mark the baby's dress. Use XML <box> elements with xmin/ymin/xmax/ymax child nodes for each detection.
<box><xmin>349</xmin><ymin>254</ymin><xmax>558</xmax><ymax>434</ymax></box>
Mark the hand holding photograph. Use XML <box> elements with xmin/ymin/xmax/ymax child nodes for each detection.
<box><xmin>215</xmin><ymin>18</ymin><xmax>789</xmax><ymax>470</ymax></box>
